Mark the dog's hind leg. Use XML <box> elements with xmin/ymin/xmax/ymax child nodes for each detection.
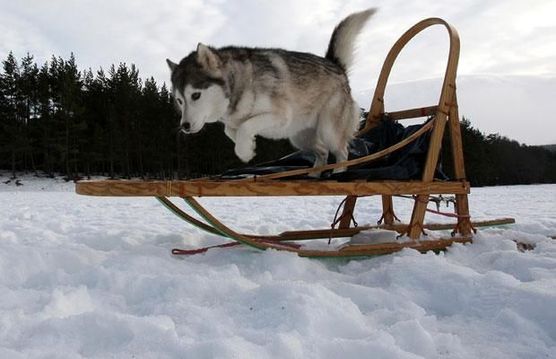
<box><xmin>331</xmin><ymin>146</ymin><xmax>349</xmax><ymax>173</ymax></box>
<box><xmin>312</xmin><ymin>138</ymin><xmax>329</xmax><ymax>172</ymax></box>
<box><xmin>290</xmin><ymin>129</ymin><xmax>326</xmax><ymax>177</ymax></box>
<box><xmin>315</xmin><ymin>108</ymin><xmax>349</xmax><ymax>174</ymax></box>
<box><xmin>323</xmin><ymin>98</ymin><xmax>359</xmax><ymax>173</ymax></box>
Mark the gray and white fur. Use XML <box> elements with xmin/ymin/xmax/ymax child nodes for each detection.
<box><xmin>167</xmin><ymin>9</ymin><xmax>375</xmax><ymax>173</ymax></box>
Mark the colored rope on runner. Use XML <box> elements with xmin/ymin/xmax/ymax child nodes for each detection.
<box><xmin>329</xmin><ymin>196</ymin><xmax>359</xmax><ymax>244</ymax></box>
<box><xmin>172</xmin><ymin>242</ymin><xmax>240</xmax><ymax>255</ymax></box>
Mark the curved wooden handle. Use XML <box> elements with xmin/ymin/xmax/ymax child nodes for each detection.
<box><xmin>358</xmin><ymin>18</ymin><xmax>460</xmax><ymax>136</ymax></box>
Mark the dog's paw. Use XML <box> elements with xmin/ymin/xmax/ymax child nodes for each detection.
<box><xmin>224</xmin><ymin>126</ymin><xmax>237</xmax><ymax>142</ymax></box>
<box><xmin>235</xmin><ymin>141</ymin><xmax>256</xmax><ymax>163</ymax></box>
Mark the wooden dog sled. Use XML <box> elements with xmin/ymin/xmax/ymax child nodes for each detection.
<box><xmin>76</xmin><ymin>18</ymin><xmax>515</xmax><ymax>257</ymax></box>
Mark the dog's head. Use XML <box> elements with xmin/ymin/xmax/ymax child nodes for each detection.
<box><xmin>167</xmin><ymin>43</ymin><xmax>229</xmax><ymax>134</ymax></box>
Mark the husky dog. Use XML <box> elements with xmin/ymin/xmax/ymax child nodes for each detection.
<box><xmin>167</xmin><ymin>9</ymin><xmax>375</xmax><ymax>172</ymax></box>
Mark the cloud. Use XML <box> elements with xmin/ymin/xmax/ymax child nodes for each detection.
<box><xmin>355</xmin><ymin>74</ymin><xmax>556</xmax><ymax>146</ymax></box>
<box><xmin>1</xmin><ymin>0</ymin><xmax>554</xmax><ymax>144</ymax></box>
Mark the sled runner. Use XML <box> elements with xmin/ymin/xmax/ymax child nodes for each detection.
<box><xmin>76</xmin><ymin>18</ymin><xmax>515</xmax><ymax>257</ymax></box>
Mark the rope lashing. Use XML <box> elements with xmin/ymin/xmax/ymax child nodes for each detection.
<box><xmin>329</xmin><ymin>196</ymin><xmax>359</xmax><ymax>244</ymax></box>
<box><xmin>394</xmin><ymin>194</ymin><xmax>476</xmax><ymax>237</ymax></box>
<box><xmin>395</xmin><ymin>194</ymin><xmax>465</xmax><ymax>218</ymax></box>
<box><xmin>377</xmin><ymin>207</ymin><xmax>401</xmax><ymax>225</ymax></box>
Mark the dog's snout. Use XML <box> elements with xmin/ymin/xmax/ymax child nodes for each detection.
<box><xmin>182</xmin><ymin>122</ymin><xmax>191</xmax><ymax>132</ymax></box>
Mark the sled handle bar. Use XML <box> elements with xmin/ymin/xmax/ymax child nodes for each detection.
<box><xmin>358</xmin><ymin>17</ymin><xmax>460</xmax><ymax>136</ymax></box>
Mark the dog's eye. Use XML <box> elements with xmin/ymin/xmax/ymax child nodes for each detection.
<box><xmin>176</xmin><ymin>98</ymin><xmax>183</xmax><ymax>106</ymax></box>
<box><xmin>191</xmin><ymin>92</ymin><xmax>201</xmax><ymax>101</ymax></box>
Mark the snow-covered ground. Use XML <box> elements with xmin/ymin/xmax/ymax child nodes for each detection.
<box><xmin>1</xmin><ymin>174</ymin><xmax>555</xmax><ymax>358</ymax></box>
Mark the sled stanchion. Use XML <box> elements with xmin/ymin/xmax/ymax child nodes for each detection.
<box><xmin>447</xmin><ymin>93</ymin><xmax>473</xmax><ymax>236</ymax></box>
<box><xmin>75</xmin><ymin>17</ymin><xmax>516</xmax><ymax>258</ymax></box>
<box><xmin>337</xmin><ymin>196</ymin><xmax>358</xmax><ymax>229</ymax></box>
<box><xmin>380</xmin><ymin>195</ymin><xmax>397</xmax><ymax>225</ymax></box>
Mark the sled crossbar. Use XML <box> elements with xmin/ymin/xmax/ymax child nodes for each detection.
<box><xmin>76</xmin><ymin>179</ymin><xmax>470</xmax><ymax>197</ymax></box>
<box><xmin>386</xmin><ymin>105</ymin><xmax>438</xmax><ymax>120</ymax></box>
<box><xmin>75</xmin><ymin>18</ymin><xmax>515</xmax><ymax>257</ymax></box>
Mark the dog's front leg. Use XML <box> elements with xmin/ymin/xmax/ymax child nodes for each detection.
<box><xmin>233</xmin><ymin>113</ymin><xmax>274</xmax><ymax>163</ymax></box>
<box><xmin>224</xmin><ymin>125</ymin><xmax>237</xmax><ymax>142</ymax></box>
<box><xmin>234</xmin><ymin>131</ymin><xmax>256</xmax><ymax>163</ymax></box>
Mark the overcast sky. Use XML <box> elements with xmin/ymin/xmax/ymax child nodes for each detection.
<box><xmin>1</xmin><ymin>0</ymin><xmax>555</xmax><ymax>144</ymax></box>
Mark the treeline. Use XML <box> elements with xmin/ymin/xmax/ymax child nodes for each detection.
<box><xmin>0</xmin><ymin>52</ymin><xmax>291</xmax><ymax>180</ymax></box>
<box><xmin>443</xmin><ymin>119</ymin><xmax>556</xmax><ymax>186</ymax></box>
<box><xmin>0</xmin><ymin>52</ymin><xmax>555</xmax><ymax>186</ymax></box>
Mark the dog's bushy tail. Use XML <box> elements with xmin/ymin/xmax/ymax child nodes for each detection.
<box><xmin>325</xmin><ymin>8</ymin><xmax>376</xmax><ymax>72</ymax></box>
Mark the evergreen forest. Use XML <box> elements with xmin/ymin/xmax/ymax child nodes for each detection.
<box><xmin>1</xmin><ymin>52</ymin><xmax>554</xmax><ymax>186</ymax></box>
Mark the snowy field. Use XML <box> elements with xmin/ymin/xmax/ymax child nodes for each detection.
<box><xmin>1</xmin><ymin>175</ymin><xmax>555</xmax><ymax>358</ymax></box>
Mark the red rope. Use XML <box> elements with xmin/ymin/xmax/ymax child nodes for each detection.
<box><xmin>425</xmin><ymin>207</ymin><xmax>470</xmax><ymax>219</ymax></box>
<box><xmin>407</xmin><ymin>194</ymin><xmax>470</xmax><ymax>219</ymax></box>
<box><xmin>329</xmin><ymin>196</ymin><xmax>358</xmax><ymax>244</ymax></box>
<box><xmin>172</xmin><ymin>237</ymin><xmax>301</xmax><ymax>256</ymax></box>
<box><xmin>172</xmin><ymin>242</ymin><xmax>240</xmax><ymax>255</ymax></box>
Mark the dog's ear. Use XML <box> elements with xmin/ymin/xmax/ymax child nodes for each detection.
<box><xmin>166</xmin><ymin>59</ymin><xmax>178</xmax><ymax>72</ymax></box>
<box><xmin>196</xmin><ymin>43</ymin><xmax>222</xmax><ymax>74</ymax></box>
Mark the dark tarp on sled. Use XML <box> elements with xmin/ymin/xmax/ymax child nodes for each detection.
<box><xmin>221</xmin><ymin>117</ymin><xmax>448</xmax><ymax>181</ymax></box>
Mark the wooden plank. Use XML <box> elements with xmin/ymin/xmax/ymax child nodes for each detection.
<box><xmin>76</xmin><ymin>179</ymin><xmax>470</xmax><ymax>197</ymax></box>
<box><xmin>386</xmin><ymin>106</ymin><xmax>438</xmax><ymax>120</ymax></box>
<box><xmin>278</xmin><ymin>218</ymin><xmax>515</xmax><ymax>240</ymax></box>
<box><xmin>174</xmin><ymin>236</ymin><xmax>473</xmax><ymax>257</ymax></box>
<box><xmin>332</xmin><ymin>236</ymin><xmax>472</xmax><ymax>256</ymax></box>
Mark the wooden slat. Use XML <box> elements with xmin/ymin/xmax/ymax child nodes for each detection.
<box><xmin>329</xmin><ymin>236</ymin><xmax>472</xmax><ymax>257</ymax></box>
<box><xmin>278</xmin><ymin>218</ymin><xmax>515</xmax><ymax>240</ymax></box>
<box><xmin>76</xmin><ymin>179</ymin><xmax>470</xmax><ymax>197</ymax></box>
<box><xmin>386</xmin><ymin>106</ymin><xmax>438</xmax><ymax>120</ymax></box>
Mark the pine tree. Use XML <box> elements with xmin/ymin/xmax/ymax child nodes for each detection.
<box><xmin>0</xmin><ymin>52</ymin><xmax>24</xmax><ymax>177</ymax></box>
<box><xmin>37</xmin><ymin>61</ymin><xmax>55</xmax><ymax>175</ymax></box>
<box><xmin>18</xmin><ymin>53</ymin><xmax>39</xmax><ymax>172</ymax></box>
